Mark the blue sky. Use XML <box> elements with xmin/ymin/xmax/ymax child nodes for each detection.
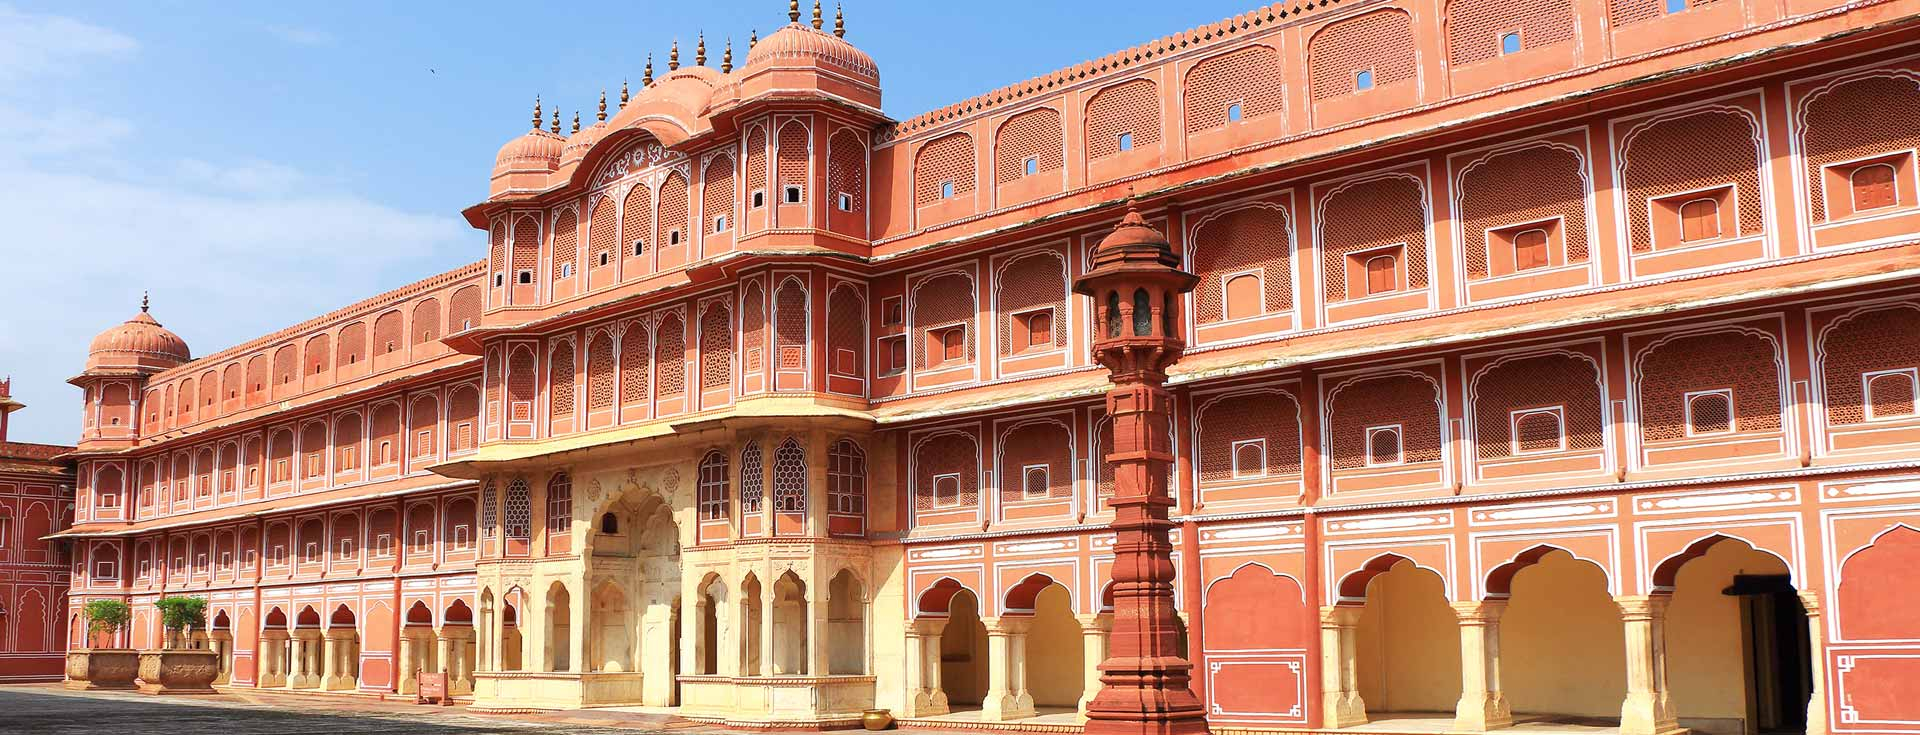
<box><xmin>0</xmin><ymin>0</ymin><xmax>1257</xmax><ymax>444</ymax></box>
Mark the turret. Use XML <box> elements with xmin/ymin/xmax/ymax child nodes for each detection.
<box><xmin>71</xmin><ymin>295</ymin><xmax>191</xmax><ymax>445</ymax></box>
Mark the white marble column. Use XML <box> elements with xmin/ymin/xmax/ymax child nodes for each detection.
<box><xmin>398</xmin><ymin>633</ymin><xmax>419</xmax><ymax>694</ymax></box>
<box><xmin>903</xmin><ymin>618</ymin><xmax>949</xmax><ymax>717</ymax></box>
<box><xmin>1617</xmin><ymin>596</ymin><xmax>1681</xmax><ymax>735</ymax></box>
<box><xmin>1452</xmin><ymin>601</ymin><xmax>1513</xmax><ymax>732</ymax></box>
<box><xmin>981</xmin><ymin>617</ymin><xmax>1036</xmax><ymax>721</ymax></box>
<box><xmin>1076</xmin><ymin>613</ymin><xmax>1113</xmax><ymax>718</ymax></box>
<box><xmin>1321</xmin><ymin>605</ymin><xmax>1368</xmax><ymax>728</ymax></box>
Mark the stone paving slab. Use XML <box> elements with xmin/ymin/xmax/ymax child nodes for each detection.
<box><xmin>0</xmin><ymin>685</ymin><xmax>668</xmax><ymax>734</ymax></box>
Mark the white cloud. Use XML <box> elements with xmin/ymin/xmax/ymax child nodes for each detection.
<box><xmin>263</xmin><ymin>24</ymin><xmax>335</xmax><ymax>47</ymax></box>
<box><xmin>0</xmin><ymin>4</ymin><xmax>137</xmax><ymax>82</ymax></box>
<box><xmin>0</xmin><ymin>13</ymin><xmax>473</xmax><ymax>446</ymax></box>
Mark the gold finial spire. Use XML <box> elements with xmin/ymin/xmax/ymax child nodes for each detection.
<box><xmin>834</xmin><ymin>2</ymin><xmax>844</xmax><ymax>37</ymax></box>
<box><xmin>722</xmin><ymin>37</ymin><xmax>734</xmax><ymax>73</ymax></box>
<box><xmin>643</xmin><ymin>55</ymin><xmax>654</xmax><ymax>85</ymax></box>
<box><xmin>550</xmin><ymin>107</ymin><xmax>561</xmax><ymax>134</ymax></box>
<box><xmin>598</xmin><ymin>89</ymin><xmax>608</xmax><ymax>121</ymax></box>
<box><xmin>141</xmin><ymin>291</ymin><xmax>150</xmax><ymax>313</ymax></box>
<box><xmin>696</xmin><ymin>32</ymin><xmax>707</xmax><ymax>66</ymax></box>
<box><xmin>572</xmin><ymin>111</ymin><xmax>580</xmax><ymax>133</ymax></box>
<box><xmin>620</xmin><ymin>78</ymin><xmax>630</xmax><ymax>107</ymax></box>
<box><xmin>789</xmin><ymin>0</ymin><xmax>800</xmax><ymax>23</ymax></box>
<box><xmin>750</xmin><ymin>28</ymin><xmax>758</xmax><ymax>48</ymax></box>
<box><xmin>532</xmin><ymin>96</ymin><xmax>543</xmax><ymax>129</ymax></box>
<box><xmin>669</xmin><ymin>40</ymin><xmax>680</xmax><ymax>71</ymax></box>
<box><xmin>811</xmin><ymin>0</ymin><xmax>823</xmax><ymax>29</ymax></box>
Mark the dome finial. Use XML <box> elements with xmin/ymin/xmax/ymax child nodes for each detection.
<box><xmin>620</xmin><ymin>78</ymin><xmax>630</xmax><ymax>108</ymax></box>
<box><xmin>531</xmin><ymin>96</ymin><xmax>543</xmax><ymax>129</ymax></box>
<box><xmin>643</xmin><ymin>55</ymin><xmax>654</xmax><ymax>86</ymax></box>
<box><xmin>696</xmin><ymin>32</ymin><xmax>707</xmax><ymax>66</ymax></box>
<box><xmin>811</xmin><ymin>0</ymin><xmax>823</xmax><ymax>29</ymax></box>
<box><xmin>750</xmin><ymin>28</ymin><xmax>759</xmax><ymax>49</ymax></box>
<box><xmin>550</xmin><ymin>107</ymin><xmax>561</xmax><ymax>134</ymax></box>
<box><xmin>141</xmin><ymin>291</ymin><xmax>150</xmax><ymax>313</ymax></box>
<box><xmin>598</xmin><ymin>89</ymin><xmax>608</xmax><ymax>122</ymax></box>
<box><xmin>572</xmin><ymin>110</ymin><xmax>581</xmax><ymax>134</ymax></box>
<box><xmin>788</xmin><ymin>0</ymin><xmax>800</xmax><ymax>23</ymax></box>
<box><xmin>722</xmin><ymin>37</ymin><xmax>734</xmax><ymax>73</ymax></box>
<box><xmin>834</xmin><ymin>2</ymin><xmax>845</xmax><ymax>37</ymax></box>
<box><xmin>669</xmin><ymin>40</ymin><xmax>680</xmax><ymax>71</ymax></box>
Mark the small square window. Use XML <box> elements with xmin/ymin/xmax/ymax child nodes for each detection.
<box><xmin>932</xmin><ymin>473</ymin><xmax>962</xmax><ymax>507</ymax></box>
<box><xmin>1230</xmin><ymin>439</ymin><xmax>1267</xmax><ymax>479</ymax></box>
<box><xmin>714</xmin><ymin>215</ymin><xmax>729</xmax><ymax>233</ymax></box>
<box><xmin>1226</xmin><ymin>103</ymin><xmax>1243</xmax><ymax>122</ymax></box>
<box><xmin>752</xmin><ymin>190</ymin><xmax>766</xmax><ymax>208</ymax></box>
<box><xmin>1024</xmin><ymin>157</ymin><xmax>1039</xmax><ymax>176</ymax></box>
<box><xmin>837</xmin><ymin>192</ymin><xmax>854</xmax><ymax>212</ymax></box>
<box><xmin>599</xmin><ymin>252</ymin><xmax>611</xmax><ymax>266</ymax></box>
<box><xmin>1500</xmin><ymin>31</ymin><xmax>1522</xmax><ymax>55</ymax></box>
<box><xmin>633</xmin><ymin>240</ymin><xmax>646</xmax><ymax>256</ymax></box>
<box><xmin>1665</xmin><ymin>0</ymin><xmax>1687</xmax><ymax>13</ymax></box>
<box><xmin>669</xmin><ymin>229</ymin><xmax>682</xmax><ymax>246</ymax></box>
<box><xmin>927</xmin><ymin>325</ymin><xmax>967</xmax><ymax>366</ymax></box>
<box><xmin>1684</xmin><ymin>389</ymin><xmax>1734</xmax><ymax>436</ymax></box>
<box><xmin>517</xmin><ymin>270</ymin><xmax>533</xmax><ymax>285</ymax></box>
<box><xmin>1117</xmin><ymin>132</ymin><xmax>1133</xmax><ymax>152</ymax></box>
<box><xmin>558</xmin><ymin>263</ymin><xmax>574</xmax><ymax>278</ymax></box>
<box><xmin>1865</xmin><ymin>369</ymin><xmax>1919</xmax><ymax>420</ymax></box>
<box><xmin>940</xmin><ymin>180</ymin><xmax>955</xmax><ymax>199</ymax></box>
<box><xmin>1021</xmin><ymin>464</ymin><xmax>1050</xmax><ymax>499</ymax></box>
<box><xmin>1015</xmin><ymin>309</ymin><xmax>1054</xmax><ymax>351</ymax></box>
<box><xmin>882</xmin><ymin>296</ymin><xmax>904</xmax><ymax>326</ymax></box>
<box><xmin>1365</xmin><ymin>425</ymin><xmax>1403</xmax><ymax>466</ymax></box>
<box><xmin>784</xmin><ymin>185</ymin><xmax>803</xmax><ymax>204</ymax></box>
<box><xmin>880</xmin><ymin>335</ymin><xmax>907</xmax><ymax>375</ymax></box>
<box><xmin>1355</xmin><ymin>69</ymin><xmax>1375</xmax><ymax>91</ymax></box>
<box><xmin>494</xmin><ymin>274</ymin><xmax>505</xmax><ymax>287</ymax></box>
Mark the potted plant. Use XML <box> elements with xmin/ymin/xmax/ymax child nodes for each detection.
<box><xmin>138</xmin><ymin>596</ymin><xmax>218</xmax><ymax>694</ymax></box>
<box><xmin>65</xmin><ymin>599</ymin><xmax>137</xmax><ymax>690</ymax></box>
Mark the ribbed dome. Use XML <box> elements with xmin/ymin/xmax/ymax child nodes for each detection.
<box><xmin>87</xmin><ymin>307</ymin><xmax>190</xmax><ymax>373</ymax></box>
<box><xmin>744</xmin><ymin>23</ymin><xmax>878</xmax><ymax>83</ymax></box>
<box><xmin>493</xmin><ymin>128</ymin><xmax>565</xmax><ymax>176</ymax></box>
<box><xmin>560</xmin><ymin>121</ymin><xmax>608</xmax><ymax>168</ymax></box>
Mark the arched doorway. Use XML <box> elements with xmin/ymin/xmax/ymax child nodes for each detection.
<box><xmin>939</xmin><ymin>588</ymin><xmax>990</xmax><ymax>709</ymax></box>
<box><xmin>291</xmin><ymin>606</ymin><xmax>323</xmax><ymax>689</ymax></box>
<box><xmin>546</xmin><ymin>582</ymin><xmax>571</xmax><ymax>672</ymax></box>
<box><xmin>1348</xmin><ymin>557</ymin><xmax>1461</xmax><ymax>720</ymax></box>
<box><xmin>443</xmin><ymin>599</ymin><xmax>476</xmax><ymax>695</ymax></box>
<box><xmin>323</xmin><ymin>604</ymin><xmax>359</xmax><ymax>690</ymax></box>
<box><xmin>499</xmin><ymin>590</ymin><xmax>524</xmax><ymax>672</ymax></box>
<box><xmin>260</xmin><ymin>607</ymin><xmax>290</xmax><ymax>687</ymax></box>
<box><xmin>209</xmin><ymin>610</ymin><xmax>233</xmax><ymax>684</ymax></box>
<box><xmin>696</xmin><ymin>574</ymin><xmax>727</xmax><ymax>675</ymax></box>
<box><xmin>401</xmin><ymin>601</ymin><xmax>436</xmax><ymax>693</ymax></box>
<box><xmin>772</xmin><ymin>571</ymin><xmax>809</xmax><ymax>675</ymax></box>
<box><xmin>1496</xmin><ymin>549</ymin><xmax>1625</xmax><ymax>722</ymax></box>
<box><xmin>1007</xmin><ymin>575</ymin><xmax>1083</xmax><ymax>717</ymax></box>
<box><xmin>828</xmin><ymin>570</ymin><xmax>867</xmax><ymax>675</ymax></box>
<box><xmin>1660</xmin><ymin>538</ymin><xmax>1809</xmax><ymax>735</ymax></box>
<box><xmin>741</xmin><ymin>573</ymin><xmax>764</xmax><ymax>676</ymax></box>
<box><xmin>585</xmin><ymin>486</ymin><xmax>679</xmax><ymax>706</ymax></box>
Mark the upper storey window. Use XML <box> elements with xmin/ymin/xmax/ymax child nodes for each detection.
<box><xmin>1355</xmin><ymin>70</ymin><xmax>1375</xmax><ymax>91</ymax></box>
<box><xmin>1680</xmin><ymin>198</ymin><xmax>1722</xmax><ymax>242</ymax></box>
<box><xmin>1853</xmin><ymin>164</ymin><xmax>1898</xmax><ymax>212</ymax></box>
<box><xmin>1500</xmin><ymin>32</ymin><xmax>1522</xmax><ymax>55</ymax></box>
<box><xmin>1664</xmin><ymin>0</ymin><xmax>1687</xmax><ymax>13</ymax></box>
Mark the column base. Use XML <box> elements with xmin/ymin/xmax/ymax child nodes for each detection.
<box><xmin>256</xmin><ymin>674</ymin><xmax>286</xmax><ymax>688</ymax></box>
<box><xmin>981</xmin><ymin>692</ymin><xmax>1036</xmax><ymax>722</ymax></box>
<box><xmin>1452</xmin><ymin>693</ymin><xmax>1513</xmax><ymax>732</ymax></box>
<box><xmin>907</xmin><ymin>688</ymin><xmax>950</xmax><ymax>717</ymax></box>
<box><xmin>1620</xmin><ymin>694</ymin><xmax>1684</xmax><ymax>735</ymax></box>
<box><xmin>321</xmin><ymin>675</ymin><xmax>355</xmax><ymax>691</ymax></box>
<box><xmin>1323</xmin><ymin>691</ymin><xmax>1369</xmax><ymax>728</ymax></box>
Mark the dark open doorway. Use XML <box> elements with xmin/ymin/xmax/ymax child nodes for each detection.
<box><xmin>1723</xmin><ymin>574</ymin><xmax>1812</xmax><ymax>735</ymax></box>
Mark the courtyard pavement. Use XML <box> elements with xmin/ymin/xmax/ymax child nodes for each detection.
<box><xmin>0</xmin><ymin>684</ymin><xmax>697</xmax><ymax>734</ymax></box>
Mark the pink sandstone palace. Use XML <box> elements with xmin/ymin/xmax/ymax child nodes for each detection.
<box><xmin>0</xmin><ymin>380</ymin><xmax>73</xmax><ymax>682</ymax></box>
<box><xmin>48</xmin><ymin>0</ymin><xmax>1920</xmax><ymax>732</ymax></box>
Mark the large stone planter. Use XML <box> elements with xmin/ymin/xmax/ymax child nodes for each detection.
<box><xmin>64</xmin><ymin>649</ymin><xmax>139</xmax><ymax>690</ymax></box>
<box><xmin>136</xmin><ymin>649</ymin><xmax>219</xmax><ymax>694</ymax></box>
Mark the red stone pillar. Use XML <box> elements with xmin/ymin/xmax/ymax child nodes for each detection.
<box><xmin>1073</xmin><ymin>203</ymin><xmax>1208</xmax><ymax>735</ymax></box>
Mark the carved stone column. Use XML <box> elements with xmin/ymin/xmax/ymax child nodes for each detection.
<box><xmin>320</xmin><ymin>631</ymin><xmax>342</xmax><ymax>690</ymax></box>
<box><xmin>904</xmin><ymin>618</ymin><xmax>949</xmax><ymax>717</ymax></box>
<box><xmin>398</xmin><ymin>633</ymin><xmax>419</xmax><ymax>694</ymax></box>
<box><xmin>258</xmin><ymin>630</ymin><xmax>287</xmax><ymax>688</ymax></box>
<box><xmin>1801</xmin><ymin>591</ymin><xmax>1828</xmax><ymax>735</ymax></box>
<box><xmin>1320</xmin><ymin>605</ymin><xmax>1367</xmax><ymax>728</ymax></box>
<box><xmin>1452</xmin><ymin>601</ymin><xmax>1512</xmax><ymax>732</ymax></box>
<box><xmin>1072</xmin><ymin>203</ymin><xmax>1208</xmax><ymax>735</ymax></box>
<box><xmin>1617</xmin><ymin>596</ymin><xmax>1681</xmax><ymax>735</ymax></box>
<box><xmin>982</xmin><ymin>617</ymin><xmax>1036</xmax><ymax>721</ymax></box>
<box><xmin>1078</xmin><ymin>613</ymin><xmax>1114</xmax><ymax>718</ymax></box>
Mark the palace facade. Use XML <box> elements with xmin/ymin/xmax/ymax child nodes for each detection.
<box><xmin>0</xmin><ymin>380</ymin><xmax>74</xmax><ymax>682</ymax></box>
<box><xmin>55</xmin><ymin>0</ymin><xmax>1920</xmax><ymax>733</ymax></box>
